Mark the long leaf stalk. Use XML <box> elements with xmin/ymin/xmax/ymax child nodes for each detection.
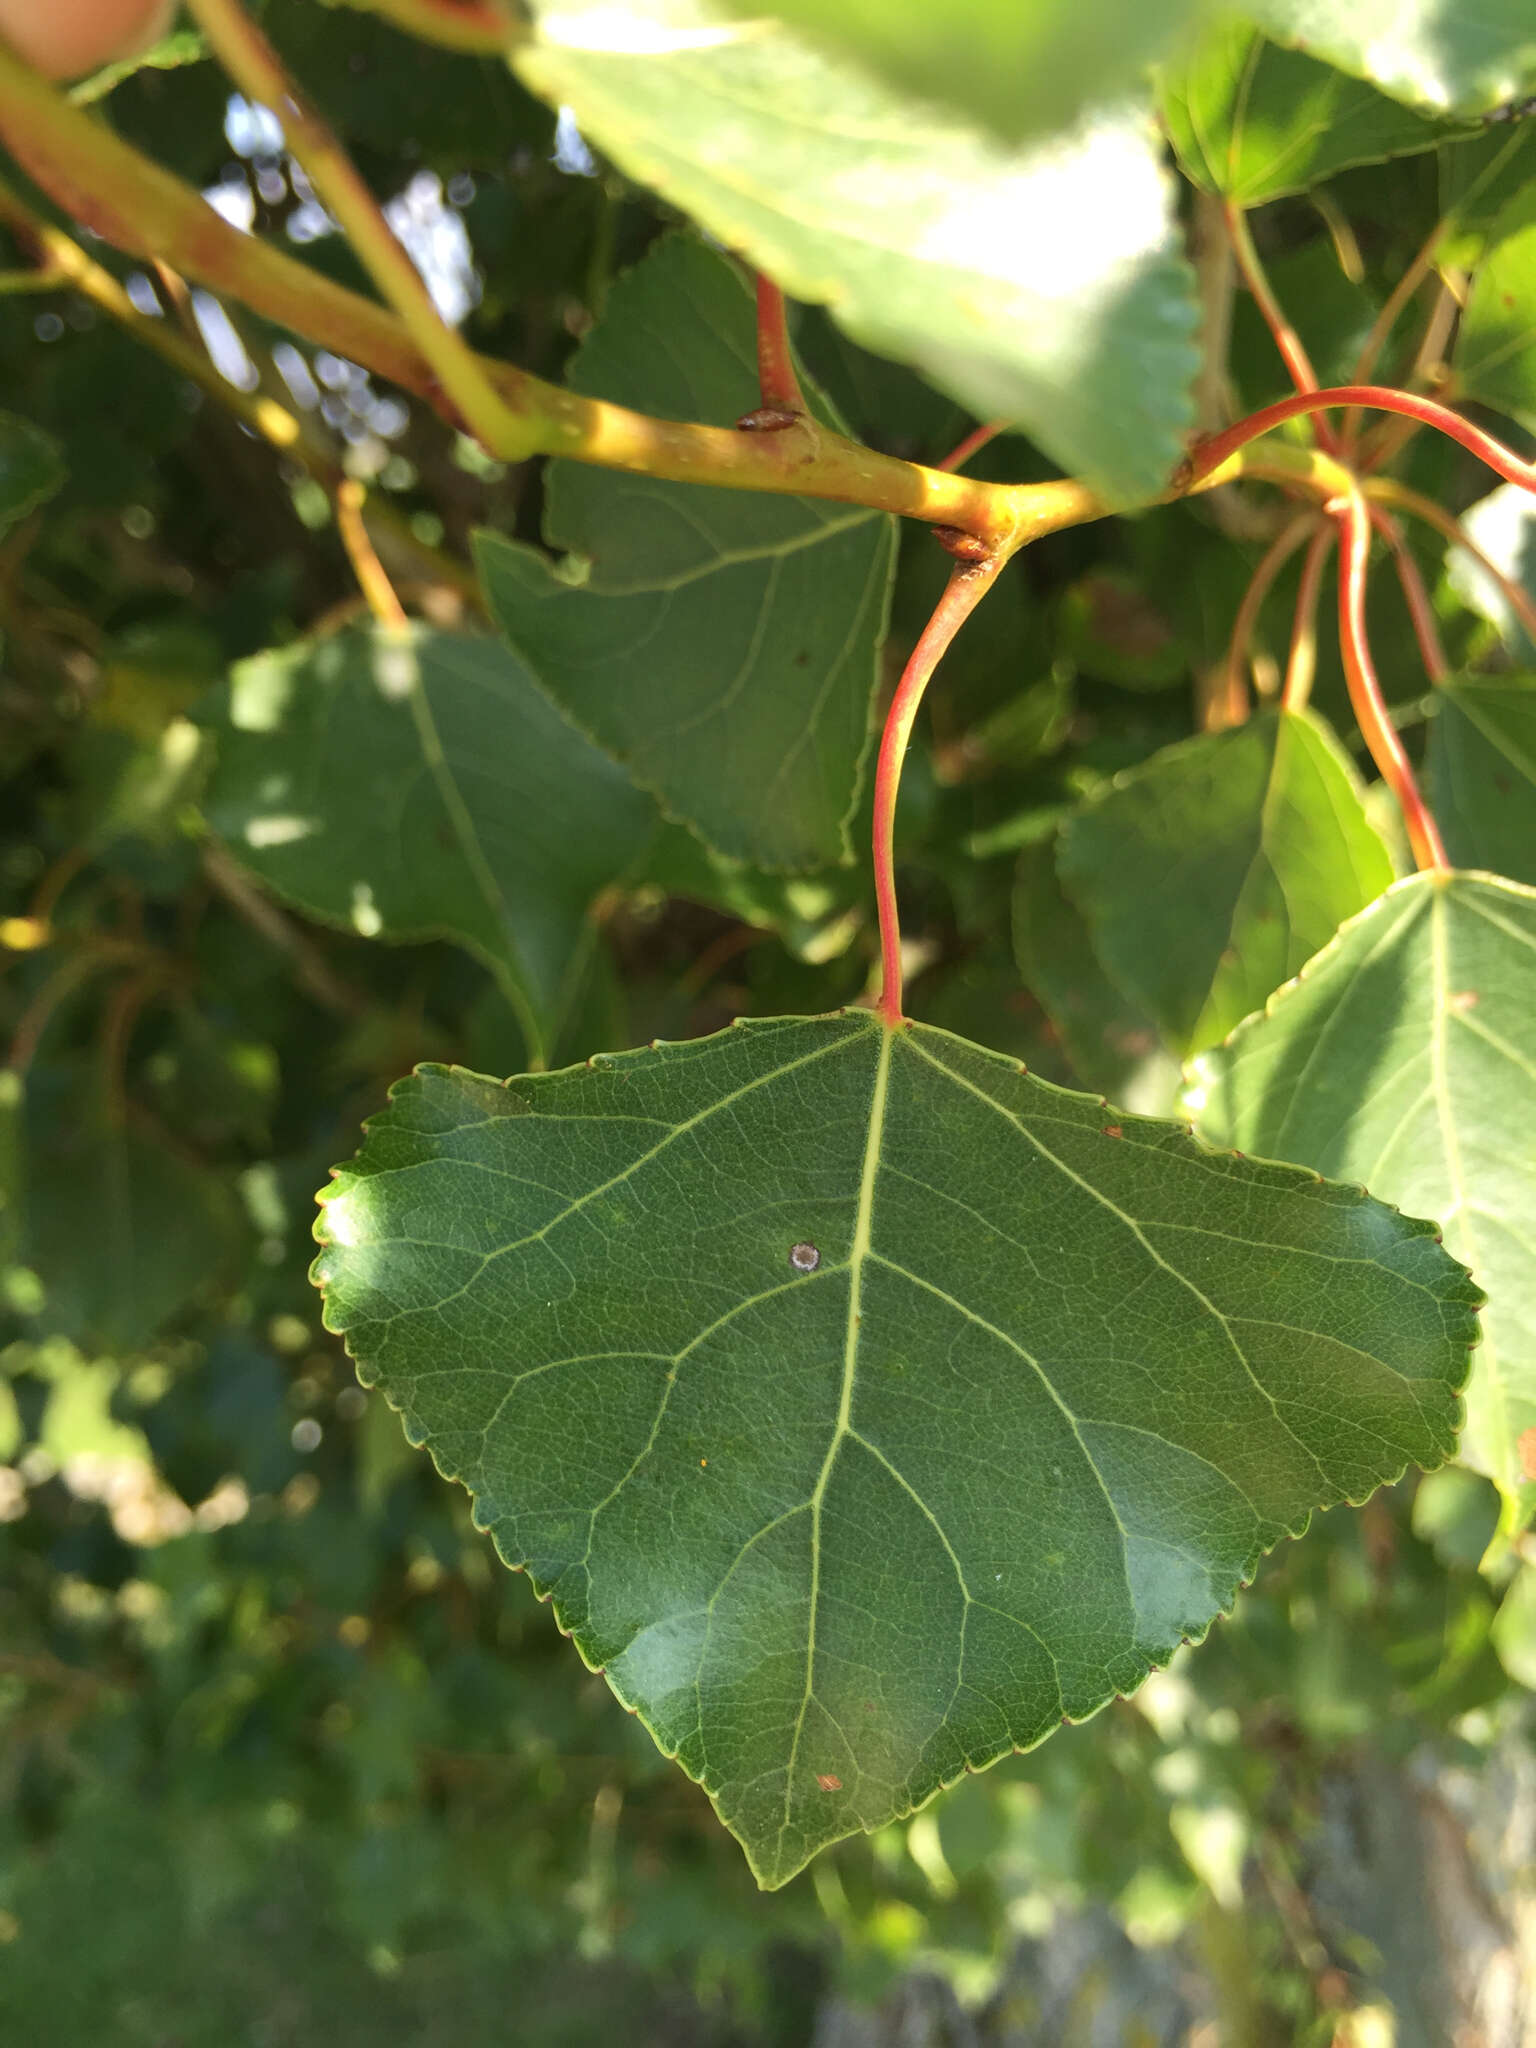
<box><xmin>873</xmin><ymin>559</ymin><xmax>1005</xmax><ymax>1026</ymax></box>
<box><xmin>1371</xmin><ymin>507</ymin><xmax>1448</xmax><ymax>684</ymax></box>
<box><xmin>1223</xmin><ymin>511</ymin><xmax>1321</xmax><ymax>711</ymax></box>
<box><xmin>1332</xmin><ymin>484</ymin><xmax>1447</xmax><ymax>873</ymax></box>
<box><xmin>1224</xmin><ymin>202</ymin><xmax>1341</xmax><ymax>455</ymax></box>
<box><xmin>1281</xmin><ymin>523</ymin><xmax>1335</xmax><ymax>713</ymax></box>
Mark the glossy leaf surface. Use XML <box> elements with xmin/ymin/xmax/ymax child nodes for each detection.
<box><xmin>478</xmin><ymin>239</ymin><xmax>893</xmax><ymax>872</ymax></box>
<box><xmin>315</xmin><ymin>1012</ymin><xmax>1476</xmax><ymax>1885</ymax></box>
<box><xmin>1190</xmin><ymin>873</ymin><xmax>1534</xmax><ymax>1522</ymax></box>
<box><xmin>1429</xmin><ymin>677</ymin><xmax>1536</xmax><ymax>884</ymax></box>
<box><xmin>1236</xmin><ymin>0</ymin><xmax>1536</xmax><ymax>118</ymax></box>
<box><xmin>1056</xmin><ymin>709</ymin><xmax>1394</xmax><ymax>1057</ymax></box>
<box><xmin>717</xmin><ymin>0</ymin><xmax>1207</xmax><ymax>145</ymax></box>
<box><xmin>513</xmin><ymin>0</ymin><xmax>1201</xmax><ymax>505</ymax></box>
<box><xmin>1161</xmin><ymin>23</ymin><xmax>1464</xmax><ymax>205</ymax></box>
<box><xmin>200</xmin><ymin>624</ymin><xmax>654</xmax><ymax>1058</ymax></box>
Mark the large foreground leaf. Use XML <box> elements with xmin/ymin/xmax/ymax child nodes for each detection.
<box><xmin>315</xmin><ymin>1012</ymin><xmax>1476</xmax><ymax>1885</ymax></box>
<box><xmin>1161</xmin><ymin>23</ymin><xmax>1466</xmax><ymax>206</ymax></box>
<box><xmin>477</xmin><ymin>238</ymin><xmax>893</xmax><ymax>871</ymax></box>
<box><xmin>1056</xmin><ymin>708</ymin><xmax>1394</xmax><ymax>1057</ymax></box>
<box><xmin>1428</xmin><ymin>677</ymin><xmax>1536</xmax><ymax>884</ymax></box>
<box><xmin>200</xmin><ymin>624</ymin><xmax>654</xmax><ymax>1058</ymax></box>
<box><xmin>1189</xmin><ymin>873</ymin><xmax>1536</xmax><ymax>1526</ymax></box>
<box><xmin>512</xmin><ymin>0</ymin><xmax>1200</xmax><ymax>505</ymax></box>
<box><xmin>717</xmin><ymin>0</ymin><xmax>1207</xmax><ymax>146</ymax></box>
<box><xmin>1235</xmin><ymin>0</ymin><xmax>1536</xmax><ymax>118</ymax></box>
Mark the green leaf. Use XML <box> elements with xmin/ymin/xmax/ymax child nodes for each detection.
<box><xmin>199</xmin><ymin>624</ymin><xmax>654</xmax><ymax>1058</ymax></box>
<box><xmin>1438</xmin><ymin>124</ymin><xmax>1536</xmax><ymax>262</ymax></box>
<box><xmin>512</xmin><ymin>2</ymin><xmax>1200</xmax><ymax>505</ymax></box>
<box><xmin>1056</xmin><ymin>708</ymin><xmax>1395</xmax><ymax>1057</ymax></box>
<box><xmin>715</xmin><ymin>0</ymin><xmax>1207</xmax><ymax>145</ymax></box>
<box><xmin>1188</xmin><ymin>872</ymin><xmax>1536</xmax><ymax>1524</ymax></box>
<box><xmin>1235</xmin><ymin>0</ymin><xmax>1536</xmax><ymax>119</ymax></box>
<box><xmin>314</xmin><ymin>1011</ymin><xmax>1476</xmax><ymax>1886</ymax></box>
<box><xmin>1428</xmin><ymin>677</ymin><xmax>1536</xmax><ymax>884</ymax></box>
<box><xmin>1161</xmin><ymin>22</ymin><xmax>1469</xmax><ymax>205</ymax></box>
<box><xmin>11</xmin><ymin>1065</ymin><xmax>246</xmax><ymax>1353</ymax></box>
<box><xmin>477</xmin><ymin>239</ymin><xmax>894</xmax><ymax>873</ymax></box>
<box><xmin>1457</xmin><ymin>179</ymin><xmax>1536</xmax><ymax>424</ymax></box>
<box><xmin>0</xmin><ymin>410</ymin><xmax>65</xmax><ymax>533</ymax></box>
<box><xmin>1012</xmin><ymin>838</ymin><xmax>1179</xmax><ymax>1108</ymax></box>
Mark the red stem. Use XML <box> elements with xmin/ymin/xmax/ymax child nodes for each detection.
<box><xmin>1192</xmin><ymin>385</ymin><xmax>1536</xmax><ymax>494</ymax></box>
<box><xmin>1224</xmin><ymin>202</ymin><xmax>1342</xmax><ymax>456</ymax></box>
<box><xmin>1366</xmin><ymin>477</ymin><xmax>1536</xmax><ymax>650</ymax></box>
<box><xmin>938</xmin><ymin>421</ymin><xmax>1007</xmax><ymax>473</ymax></box>
<box><xmin>1332</xmin><ymin>486</ymin><xmax>1448</xmax><ymax>872</ymax></box>
<box><xmin>873</xmin><ymin>559</ymin><xmax>1005</xmax><ymax>1026</ymax></box>
<box><xmin>1371</xmin><ymin>507</ymin><xmax>1448</xmax><ymax>683</ymax></box>
<box><xmin>1281</xmin><ymin>522</ymin><xmax>1335</xmax><ymax>712</ymax></box>
<box><xmin>1222</xmin><ymin>511</ymin><xmax>1320</xmax><ymax>709</ymax></box>
<box><xmin>755</xmin><ymin>275</ymin><xmax>803</xmax><ymax>412</ymax></box>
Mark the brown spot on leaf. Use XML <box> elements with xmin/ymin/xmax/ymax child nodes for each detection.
<box><xmin>1450</xmin><ymin>989</ymin><xmax>1480</xmax><ymax>1013</ymax></box>
<box><xmin>1102</xmin><ymin>1125</ymin><xmax>1123</xmax><ymax>1138</ymax></box>
<box><xmin>1520</xmin><ymin>1429</ymin><xmax>1536</xmax><ymax>1480</ymax></box>
<box><xmin>816</xmin><ymin>1773</ymin><xmax>843</xmax><ymax>1792</ymax></box>
<box><xmin>789</xmin><ymin>1241</ymin><xmax>821</xmax><ymax>1272</ymax></box>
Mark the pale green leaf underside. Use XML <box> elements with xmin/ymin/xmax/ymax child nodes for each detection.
<box><xmin>478</xmin><ymin>239</ymin><xmax>894</xmax><ymax>872</ymax></box>
<box><xmin>1459</xmin><ymin>181</ymin><xmax>1536</xmax><ymax>425</ymax></box>
<box><xmin>1189</xmin><ymin>872</ymin><xmax>1536</xmax><ymax>1522</ymax></box>
<box><xmin>314</xmin><ymin>1012</ymin><xmax>1475</xmax><ymax>1886</ymax></box>
<box><xmin>512</xmin><ymin>0</ymin><xmax>1200</xmax><ymax>506</ymax></box>
<box><xmin>716</xmin><ymin>0</ymin><xmax>1207</xmax><ymax>146</ymax></box>
<box><xmin>1236</xmin><ymin>0</ymin><xmax>1536</xmax><ymax>117</ymax></box>
<box><xmin>1161</xmin><ymin>22</ymin><xmax>1470</xmax><ymax>205</ymax></box>
<box><xmin>1429</xmin><ymin>676</ymin><xmax>1536</xmax><ymax>885</ymax></box>
<box><xmin>200</xmin><ymin>624</ymin><xmax>653</xmax><ymax>1058</ymax></box>
<box><xmin>1056</xmin><ymin>708</ymin><xmax>1395</xmax><ymax>1057</ymax></box>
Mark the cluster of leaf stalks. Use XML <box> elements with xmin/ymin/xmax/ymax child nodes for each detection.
<box><xmin>1</xmin><ymin>0</ymin><xmax>1533</xmax><ymax>1034</ymax></box>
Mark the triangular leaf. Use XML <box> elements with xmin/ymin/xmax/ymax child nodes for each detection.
<box><xmin>1056</xmin><ymin>708</ymin><xmax>1395</xmax><ymax>1056</ymax></box>
<box><xmin>512</xmin><ymin>1</ymin><xmax>1200</xmax><ymax>505</ymax></box>
<box><xmin>199</xmin><ymin>624</ymin><xmax>654</xmax><ymax>1059</ymax></box>
<box><xmin>1188</xmin><ymin>872</ymin><xmax>1536</xmax><ymax>1525</ymax></box>
<box><xmin>314</xmin><ymin>1012</ymin><xmax>1476</xmax><ymax>1886</ymax></box>
<box><xmin>1235</xmin><ymin>0</ymin><xmax>1536</xmax><ymax>119</ymax></box>
<box><xmin>1161</xmin><ymin>22</ymin><xmax>1471</xmax><ymax>206</ymax></box>
<box><xmin>477</xmin><ymin>238</ymin><xmax>895</xmax><ymax>872</ymax></box>
<box><xmin>1429</xmin><ymin>676</ymin><xmax>1536</xmax><ymax>884</ymax></box>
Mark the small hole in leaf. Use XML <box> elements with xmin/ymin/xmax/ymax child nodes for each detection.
<box><xmin>789</xmin><ymin>1242</ymin><xmax>820</xmax><ymax>1273</ymax></box>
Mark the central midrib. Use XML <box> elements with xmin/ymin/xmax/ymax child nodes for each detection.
<box><xmin>775</xmin><ymin>1019</ymin><xmax>895</xmax><ymax>1864</ymax></box>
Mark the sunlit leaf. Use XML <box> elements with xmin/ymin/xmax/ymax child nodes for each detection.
<box><xmin>1189</xmin><ymin>872</ymin><xmax>1536</xmax><ymax>1525</ymax></box>
<box><xmin>200</xmin><ymin>624</ymin><xmax>654</xmax><ymax>1058</ymax></box>
<box><xmin>1161</xmin><ymin>22</ymin><xmax>1468</xmax><ymax>205</ymax></box>
<box><xmin>1235</xmin><ymin>0</ymin><xmax>1536</xmax><ymax>119</ymax></box>
<box><xmin>315</xmin><ymin>1011</ymin><xmax>1476</xmax><ymax>1885</ymax></box>
<box><xmin>716</xmin><ymin>0</ymin><xmax>1209</xmax><ymax>145</ymax></box>
<box><xmin>512</xmin><ymin>1</ymin><xmax>1200</xmax><ymax>504</ymax></box>
<box><xmin>1056</xmin><ymin>708</ymin><xmax>1394</xmax><ymax>1056</ymax></box>
<box><xmin>1458</xmin><ymin>180</ymin><xmax>1536</xmax><ymax>424</ymax></box>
